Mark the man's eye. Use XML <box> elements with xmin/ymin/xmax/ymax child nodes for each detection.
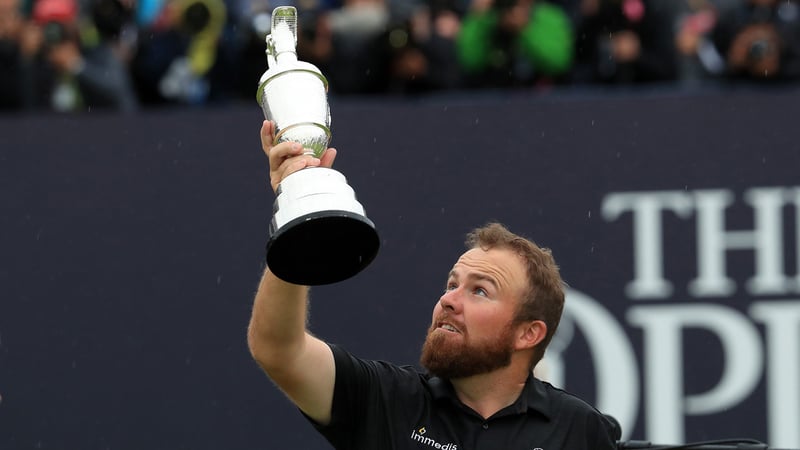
<box><xmin>474</xmin><ymin>287</ymin><xmax>488</xmax><ymax>297</ymax></box>
<box><xmin>445</xmin><ymin>283</ymin><xmax>457</xmax><ymax>292</ymax></box>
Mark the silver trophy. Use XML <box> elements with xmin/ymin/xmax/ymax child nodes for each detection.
<box><xmin>256</xmin><ymin>6</ymin><xmax>379</xmax><ymax>286</ymax></box>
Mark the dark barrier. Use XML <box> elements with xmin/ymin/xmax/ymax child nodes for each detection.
<box><xmin>2</xmin><ymin>88</ymin><xmax>800</xmax><ymax>449</ymax></box>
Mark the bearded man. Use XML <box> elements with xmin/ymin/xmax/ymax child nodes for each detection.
<box><xmin>247</xmin><ymin>120</ymin><xmax>619</xmax><ymax>450</ymax></box>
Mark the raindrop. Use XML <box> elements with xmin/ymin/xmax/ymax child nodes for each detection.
<box><xmin>587</xmin><ymin>210</ymin><xmax>592</xmax><ymax>218</ymax></box>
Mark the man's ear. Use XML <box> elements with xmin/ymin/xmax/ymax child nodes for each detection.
<box><xmin>516</xmin><ymin>320</ymin><xmax>547</xmax><ymax>351</ymax></box>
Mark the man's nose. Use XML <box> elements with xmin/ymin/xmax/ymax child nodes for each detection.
<box><xmin>439</xmin><ymin>288</ymin><xmax>461</xmax><ymax>312</ymax></box>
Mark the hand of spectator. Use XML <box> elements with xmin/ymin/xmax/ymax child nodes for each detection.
<box><xmin>393</xmin><ymin>48</ymin><xmax>428</xmax><ymax>79</ymax></box>
<box><xmin>260</xmin><ymin>120</ymin><xmax>337</xmax><ymax>194</ymax></box>
<box><xmin>675</xmin><ymin>10</ymin><xmax>716</xmax><ymax>56</ymax></box>
<box><xmin>611</xmin><ymin>30</ymin><xmax>641</xmax><ymax>62</ymax></box>
<box><xmin>47</xmin><ymin>40</ymin><xmax>83</xmax><ymax>74</ymax></box>
<box><xmin>19</xmin><ymin>22</ymin><xmax>44</xmax><ymax>58</ymax></box>
<box><xmin>0</xmin><ymin>3</ymin><xmax>23</xmax><ymax>39</ymax></box>
<box><xmin>676</xmin><ymin>27</ymin><xmax>700</xmax><ymax>55</ymax></box>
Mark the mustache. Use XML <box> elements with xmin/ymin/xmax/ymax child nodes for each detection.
<box><xmin>430</xmin><ymin>313</ymin><xmax>465</xmax><ymax>333</ymax></box>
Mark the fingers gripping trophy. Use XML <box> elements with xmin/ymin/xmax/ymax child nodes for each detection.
<box><xmin>256</xmin><ymin>6</ymin><xmax>379</xmax><ymax>286</ymax></box>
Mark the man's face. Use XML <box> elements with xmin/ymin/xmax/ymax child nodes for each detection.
<box><xmin>420</xmin><ymin>247</ymin><xmax>529</xmax><ymax>379</ymax></box>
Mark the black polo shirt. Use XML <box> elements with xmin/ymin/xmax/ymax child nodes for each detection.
<box><xmin>307</xmin><ymin>344</ymin><xmax>619</xmax><ymax>450</ymax></box>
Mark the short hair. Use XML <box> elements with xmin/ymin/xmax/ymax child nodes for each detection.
<box><xmin>465</xmin><ymin>223</ymin><xmax>565</xmax><ymax>367</ymax></box>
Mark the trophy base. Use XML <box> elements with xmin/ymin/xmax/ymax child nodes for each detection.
<box><xmin>266</xmin><ymin>210</ymin><xmax>380</xmax><ymax>285</ymax></box>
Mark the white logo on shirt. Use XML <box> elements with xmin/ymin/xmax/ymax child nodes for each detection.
<box><xmin>409</xmin><ymin>427</ymin><xmax>458</xmax><ymax>449</ymax></box>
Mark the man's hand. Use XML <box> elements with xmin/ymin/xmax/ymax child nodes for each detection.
<box><xmin>260</xmin><ymin>120</ymin><xmax>337</xmax><ymax>193</ymax></box>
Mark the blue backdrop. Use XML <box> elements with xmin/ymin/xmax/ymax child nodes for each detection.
<box><xmin>2</xmin><ymin>88</ymin><xmax>799</xmax><ymax>449</ymax></box>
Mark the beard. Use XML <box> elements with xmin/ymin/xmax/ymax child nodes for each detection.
<box><xmin>419</xmin><ymin>320</ymin><xmax>516</xmax><ymax>379</ymax></box>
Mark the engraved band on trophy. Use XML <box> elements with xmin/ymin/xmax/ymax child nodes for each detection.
<box><xmin>256</xmin><ymin>6</ymin><xmax>379</xmax><ymax>286</ymax></box>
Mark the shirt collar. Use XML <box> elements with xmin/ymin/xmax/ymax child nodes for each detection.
<box><xmin>426</xmin><ymin>373</ymin><xmax>554</xmax><ymax>420</ymax></box>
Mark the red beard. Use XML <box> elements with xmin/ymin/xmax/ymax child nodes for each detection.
<box><xmin>419</xmin><ymin>320</ymin><xmax>515</xmax><ymax>379</ymax></box>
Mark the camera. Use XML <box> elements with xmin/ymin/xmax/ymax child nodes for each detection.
<box><xmin>747</xmin><ymin>38</ymin><xmax>772</xmax><ymax>62</ymax></box>
<box><xmin>42</xmin><ymin>21</ymin><xmax>68</xmax><ymax>46</ymax></box>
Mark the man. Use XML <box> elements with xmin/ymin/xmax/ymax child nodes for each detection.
<box><xmin>457</xmin><ymin>0</ymin><xmax>575</xmax><ymax>88</ymax></box>
<box><xmin>248</xmin><ymin>120</ymin><xmax>620</xmax><ymax>449</ymax></box>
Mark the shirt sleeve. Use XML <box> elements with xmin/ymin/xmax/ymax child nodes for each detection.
<box><xmin>304</xmin><ymin>343</ymin><xmax>423</xmax><ymax>449</ymax></box>
<box><xmin>547</xmin><ymin>385</ymin><xmax>620</xmax><ymax>450</ymax></box>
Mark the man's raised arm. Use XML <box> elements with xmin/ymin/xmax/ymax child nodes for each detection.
<box><xmin>246</xmin><ymin>120</ymin><xmax>339</xmax><ymax>425</ymax></box>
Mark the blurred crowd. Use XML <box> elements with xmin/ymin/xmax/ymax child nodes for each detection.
<box><xmin>1</xmin><ymin>0</ymin><xmax>799</xmax><ymax>113</ymax></box>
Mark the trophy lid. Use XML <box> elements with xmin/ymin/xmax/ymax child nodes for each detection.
<box><xmin>256</xmin><ymin>6</ymin><xmax>328</xmax><ymax>105</ymax></box>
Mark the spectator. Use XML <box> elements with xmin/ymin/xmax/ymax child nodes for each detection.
<box><xmin>131</xmin><ymin>0</ymin><xmax>228</xmax><ymax>106</ymax></box>
<box><xmin>711</xmin><ymin>0</ymin><xmax>800</xmax><ymax>82</ymax></box>
<box><xmin>573</xmin><ymin>0</ymin><xmax>677</xmax><ymax>85</ymax></box>
<box><xmin>305</xmin><ymin>0</ymin><xmax>391</xmax><ymax>94</ymax></box>
<box><xmin>357</xmin><ymin>1</ymin><xmax>464</xmax><ymax>94</ymax></box>
<box><xmin>5</xmin><ymin>0</ymin><xmax>139</xmax><ymax>113</ymax></box>
<box><xmin>550</xmin><ymin>0</ymin><xmax>587</xmax><ymax>27</ymax></box>
<box><xmin>17</xmin><ymin>0</ymin><xmax>86</xmax><ymax>111</ymax></box>
<box><xmin>16</xmin><ymin>0</ymin><xmax>136</xmax><ymax>112</ymax></box>
<box><xmin>227</xmin><ymin>0</ymin><xmax>275</xmax><ymax>100</ymax></box>
<box><xmin>0</xmin><ymin>0</ymin><xmax>28</xmax><ymax>110</ymax></box>
<box><xmin>78</xmin><ymin>0</ymin><xmax>140</xmax><ymax>112</ymax></box>
<box><xmin>456</xmin><ymin>0</ymin><xmax>574</xmax><ymax>88</ymax></box>
<box><xmin>673</xmin><ymin>0</ymin><xmax>728</xmax><ymax>86</ymax></box>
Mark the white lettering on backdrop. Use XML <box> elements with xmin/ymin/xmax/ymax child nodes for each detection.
<box><xmin>543</xmin><ymin>187</ymin><xmax>800</xmax><ymax>447</ymax></box>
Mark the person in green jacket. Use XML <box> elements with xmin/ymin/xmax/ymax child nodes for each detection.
<box><xmin>457</xmin><ymin>0</ymin><xmax>574</xmax><ymax>88</ymax></box>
